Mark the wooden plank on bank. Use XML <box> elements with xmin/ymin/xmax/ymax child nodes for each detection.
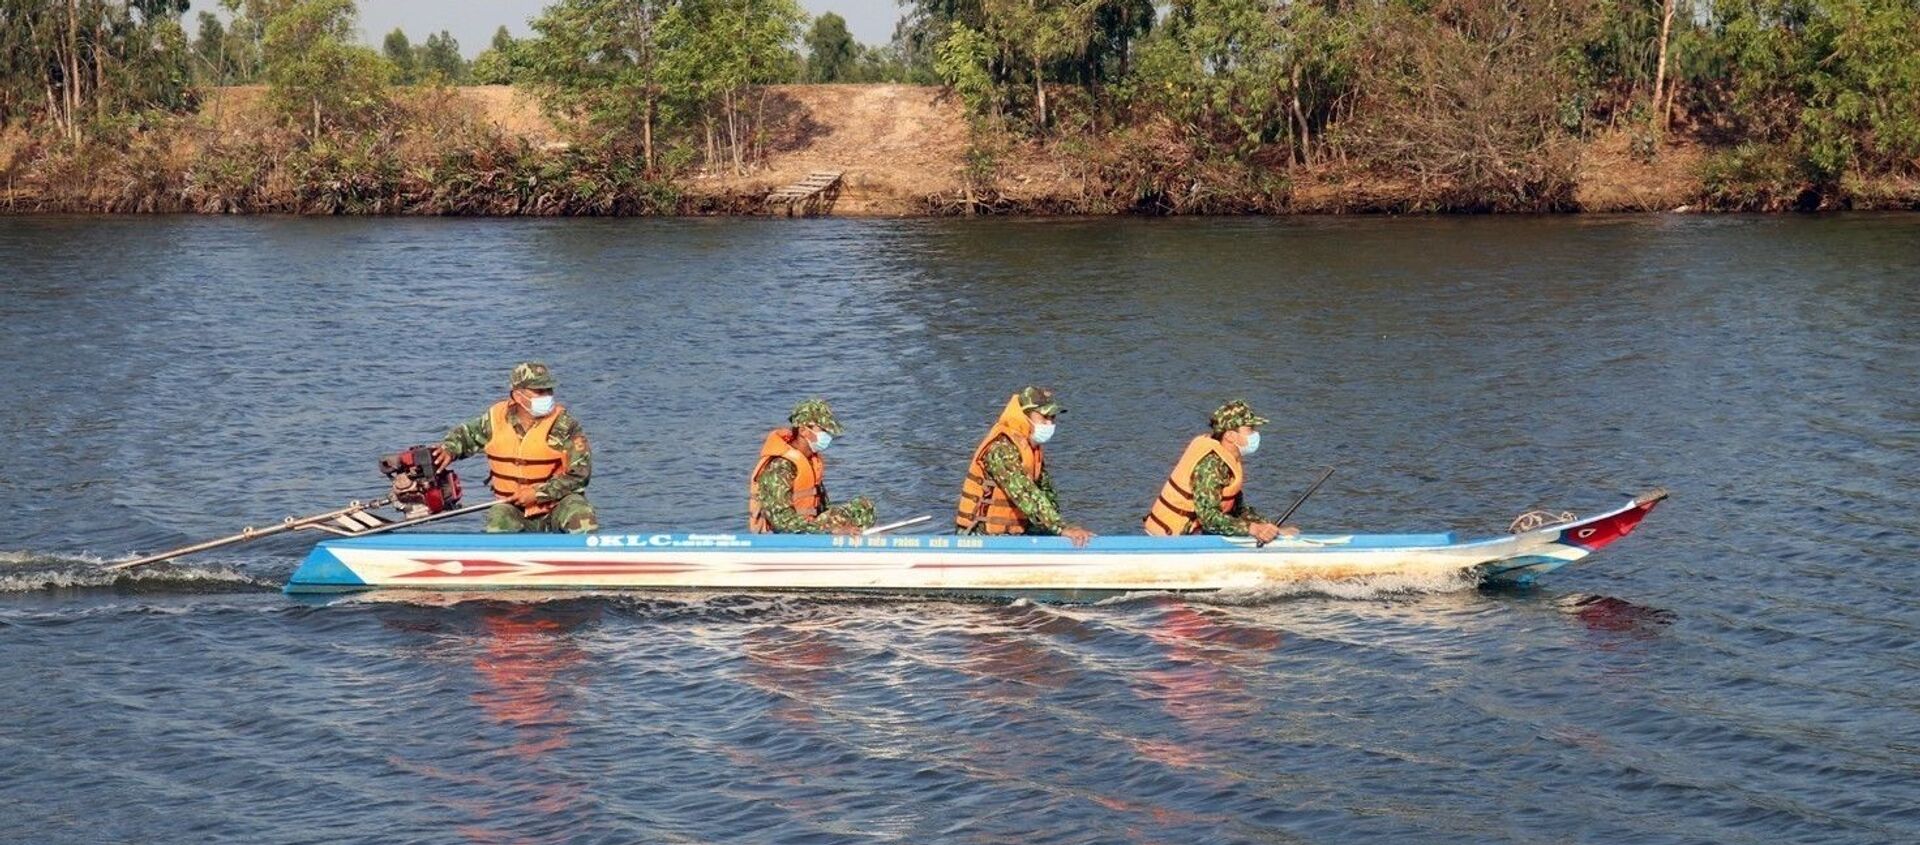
<box><xmin>767</xmin><ymin>170</ymin><xmax>844</xmax><ymax>216</ymax></box>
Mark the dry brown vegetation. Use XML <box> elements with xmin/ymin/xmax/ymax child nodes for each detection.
<box><xmin>2</xmin><ymin>82</ymin><xmax>1912</xmax><ymax>216</ymax></box>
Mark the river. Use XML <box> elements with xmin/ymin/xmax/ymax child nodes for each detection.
<box><xmin>2</xmin><ymin>214</ymin><xmax>1915</xmax><ymax>843</ymax></box>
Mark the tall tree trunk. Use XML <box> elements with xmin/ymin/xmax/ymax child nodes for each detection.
<box><xmin>1033</xmin><ymin>56</ymin><xmax>1046</xmax><ymax>131</ymax></box>
<box><xmin>1291</xmin><ymin>63</ymin><xmax>1310</xmax><ymax>166</ymax></box>
<box><xmin>643</xmin><ymin>99</ymin><xmax>655</xmax><ymax>173</ymax></box>
<box><xmin>635</xmin><ymin>5</ymin><xmax>656</xmax><ymax>173</ymax></box>
<box><xmin>726</xmin><ymin>87</ymin><xmax>742</xmax><ymax>175</ymax></box>
<box><xmin>93</xmin><ymin>9</ymin><xmax>107</xmax><ymax>120</ymax></box>
<box><xmin>1652</xmin><ymin>0</ymin><xmax>1675</xmax><ymax>134</ymax></box>
<box><xmin>67</xmin><ymin>0</ymin><xmax>82</xmax><ymax>138</ymax></box>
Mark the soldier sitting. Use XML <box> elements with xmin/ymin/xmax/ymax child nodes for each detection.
<box><xmin>1144</xmin><ymin>399</ymin><xmax>1298</xmax><ymax>543</ymax></box>
<box><xmin>748</xmin><ymin>399</ymin><xmax>875</xmax><ymax>534</ymax></box>
<box><xmin>432</xmin><ymin>362</ymin><xmax>599</xmax><ymax>534</ymax></box>
<box><xmin>954</xmin><ymin>386</ymin><xmax>1095</xmax><ymax>547</ymax></box>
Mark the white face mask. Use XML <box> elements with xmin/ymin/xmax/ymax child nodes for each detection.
<box><xmin>1030</xmin><ymin>421</ymin><xmax>1056</xmax><ymax>444</ymax></box>
<box><xmin>1240</xmin><ymin>430</ymin><xmax>1261</xmax><ymax>455</ymax></box>
<box><xmin>528</xmin><ymin>395</ymin><xmax>556</xmax><ymax>417</ymax></box>
<box><xmin>811</xmin><ymin>430</ymin><xmax>833</xmax><ymax>451</ymax></box>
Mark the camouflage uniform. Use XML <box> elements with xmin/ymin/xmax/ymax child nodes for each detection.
<box><xmin>1189</xmin><ymin>400</ymin><xmax>1270</xmax><ymax>536</ymax></box>
<box><xmin>441</xmin><ymin>363</ymin><xmax>599</xmax><ymax>534</ymax></box>
<box><xmin>967</xmin><ymin>386</ymin><xmax>1070</xmax><ymax>535</ymax></box>
<box><xmin>753</xmin><ymin>399</ymin><xmax>876</xmax><ymax>533</ymax></box>
<box><xmin>978</xmin><ymin>441</ymin><xmax>1068</xmax><ymax>533</ymax></box>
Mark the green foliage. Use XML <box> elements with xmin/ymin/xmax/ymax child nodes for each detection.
<box><xmin>1700</xmin><ymin>141</ymin><xmax>1811</xmax><ymax>210</ymax></box>
<box><xmin>383</xmin><ymin>28</ymin><xmax>416</xmax><ymax>83</ymax></box>
<box><xmin>470</xmin><ymin>27</ymin><xmax>524</xmax><ymax>84</ymax></box>
<box><xmin>522</xmin><ymin>0</ymin><xmax>674</xmax><ymax>162</ymax></box>
<box><xmin>261</xmin><ymin>0</ymin><xmax>392</xmax><ymax>135</ymax></box>
<box><xmin>416</xmin><ymin>31</ymin><xmax>466</xmax><ymax>83</ymax></box>
<box><xmin>0</xmin><ymin>0</ymin><xmax>198</xmax><ymax>132</ymax></box>
<box><xmin>806</xmin><ymin>13</ymin><xmax>857</xmax><ymax>82</ymax></box>
<box><xmin>1797</xmin><ymin>0</ymin><xmax>1920</xmax><ymax>180</ymax></box>
<box><xmin>658</xmin><ymin>0</ymin><xmax>804</xmax><ymax>171</ymax></box>
<box><xmin>935</xmin><ymin>24</ymin><xmax>996</xmax><ymax>119</ymax></box>
<box><xmin>8</xmin><ymin>0</ymin><xmax>1920</xmax><ymax>214</ymax></box>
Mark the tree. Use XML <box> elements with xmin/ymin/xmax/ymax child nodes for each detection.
<box><xmin>417</xmin><ymin>30</ymin><xmax>464</xmax><ymax>82</ymax></box>
<box><xmin>659</xmin><ymin>0</ymin><xmax>805</xmax><ymax>172</ymax></box>
<box><xmin>806</xmin><ymin>12</ymin><xmax>856</xmax><ymax>82</ymax></box>
<box><xmin>212</xmin><ymin>0</ymin><xmax>267</xmax><ymax>83</ymax></box>
<box><xmin>470</xmin><ymin>25</ymin><xmax>520</xmax><ymax>84</ymax></box>
<box><xmin>523</xmin><ymin>0</ymin><xmax>677</xmax><ymax>171</ymax></box>
<box><xmin>0</xmin><ymin>0</ymin><xmax>195</xmax><ymax>135</ymax></box>
<box><xmin>260</xmin><ymin>0</ymin><xmax>391</xmax><ymax>136</ymax></box>
<box><xmin>382</xmin><ymin>27</ymin><xmax>415</xmax><ymax>83</ymax></box>
<box><xmin>980</xmin><ymin>0</ymin><xmax>1099</xmax><ymax>130</ymax></box>
<box><xmin>194</xmin><ymin>12</ymin><xmax>229</xmax><ymax>81</ymax></box>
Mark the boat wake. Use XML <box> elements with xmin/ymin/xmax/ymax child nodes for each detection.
<box><xmin>1101</xmin><ymin>569</ymin><xmax>1486</xmax><ymax>606</ymax></box>
<box><xmin>0</xmin><ymin>551</ymin><xmax>278</xmax><ymax>594</ymax></box>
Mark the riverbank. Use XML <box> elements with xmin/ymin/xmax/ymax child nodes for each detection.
<box><xmin>4</xmin><ymin>84</ymin><xmax>1917</xmax><ymax>216</ymax></box>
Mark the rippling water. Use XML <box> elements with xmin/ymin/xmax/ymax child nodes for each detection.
<box><xmin>2</xmin><ymin>215</ymin><xmax>1916</xmax><ymax>843</ymax></box>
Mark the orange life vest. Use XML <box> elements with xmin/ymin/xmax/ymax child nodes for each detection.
<box><xmin>955</xmin><ymin>395</ymin><xmax>1045</xmax><ymax>534</ymax></box>
<box><xmin>1144</xmin><ymin>434</ymin><xmax>1244</xmax><ymax>536</ymax></box>
<box><xmin>484</xmin><ymin>400</ymin><xmax>565</xmax><ymax>516</ymax></box>
<box><xmin>747</xmin><ymin>428</ymin><xmax>826</xmax><ymax>533</ymax></box>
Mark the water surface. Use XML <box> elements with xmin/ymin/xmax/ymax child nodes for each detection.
<box><xmin>2</xmin><ymin>215</ymin><xmax>1916</xmax><ymax>843</ymax></box>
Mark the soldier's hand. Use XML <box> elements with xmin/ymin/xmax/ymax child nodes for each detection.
<box><xmin>829</xmin><ymin>523</ymin><xmax>863</xmax><ymax>536</ymax></box>
<box><xmin>431</xmin><ymin>446</ymin><xmax>453</xmax><ymax>470</ymax></box>
<box><xmin>1249</xmin><ymin>521</ymin><xmax>1281</xmax><ymax>544</ymax></box>
<box><xmin>1062</xmin><ymin>525</ymin><xmax>1095</xmax><ymax>548</ymax></box>
<box><xmin>508</xmin><ymin>488</ymin><xmax>541</xmax><ymax>508</ymax></box>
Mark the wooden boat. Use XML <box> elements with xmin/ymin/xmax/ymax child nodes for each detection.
<box><xmin>283</xmin><ymin>489</ymin><xmax>1667</xmax><ymax>599</ymax></box>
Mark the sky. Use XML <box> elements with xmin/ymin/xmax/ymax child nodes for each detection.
<box><xmin>299</xmin><ymin>0</ymin><xmax>902</xmax><ymax>56</ymax></box>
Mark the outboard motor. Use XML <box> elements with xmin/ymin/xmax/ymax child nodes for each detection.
<box><xmin>380</xmin><ymin>445</ymin><xmax>464</xmax><ymax>519</ymax></box>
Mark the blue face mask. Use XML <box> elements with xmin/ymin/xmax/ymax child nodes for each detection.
<box><xmin>1031</xmin><ymin>422</ymin><xmax>1056</xmax><ymax>444</ymax></box>
<box><xmin>528</xmin><ymin>395</ymin><xmax>555</xmax><ymax>417</ymax></box>
<box><xmin>811</xmin><ymin>430</ymin><xmax>833</xmax><ymax>451</ymax></box>
<box><xmin>1240</xmin><ymin>431</ymin><xmax>1261</xmax><ymax>455</ymax></box>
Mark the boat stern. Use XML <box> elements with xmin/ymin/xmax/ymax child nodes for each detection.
<box><xmin>284</xmin><ymin>543</ymin><xmax>370</xmax><ymax>593</ymax></box>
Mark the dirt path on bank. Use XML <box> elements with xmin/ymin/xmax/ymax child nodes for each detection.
<box><xmin>199</xmin><ymin>84</ymin><xmax>976</xmax><ymax>215</ymax></box>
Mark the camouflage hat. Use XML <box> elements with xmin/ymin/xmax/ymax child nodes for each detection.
<box><xmin>1016</xmin><ymin>386</ymin><xmax>1063</xmax><ymax>417</ymax></box>
<box><xmin>509</xmin><ymin>362</ymin><xmax>556</xmax><ymax>390</ymax></box>
<box><xmin>789</xmin><ymin>398</ymin><xmax>844</xmax><ymax>435</ymax></box>
<box><xmin>1209</xmin><ymin>399</ymin><xmax>1270</xmax><ymax>433</ymax></box>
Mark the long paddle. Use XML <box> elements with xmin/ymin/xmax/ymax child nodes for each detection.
<box><xmin>108</xmin><ymin>498</ymin><xmax>491</xmax><ymax>572</ymax></box>
<box><xmin>1258</xmin><ymin>465</ymin><xmax>1335</xmax><ymax>547</ymax></box>
<box><xmin>1274</xmin><ymin>465</ymin><xmax>1336</xmax><ymax>526</ymax></box>
<box><xmin>862</xmin><ymin>514</ymin><xmax>933</xmax><ymax>536</ymax></box>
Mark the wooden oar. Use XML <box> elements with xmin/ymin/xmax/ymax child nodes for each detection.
<box><xmin>862</xmin><ymin>515</ymin><xmax>933</xmax><ymax>536</ymax></box>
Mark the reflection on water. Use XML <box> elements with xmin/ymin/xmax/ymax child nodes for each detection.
<box><xmin>376</xmin><ymin>602</ymin><xmax>599</xmax><ymax>845</ymax></box>
<box><xmin>1556</xmin><ymin>593</ymin><xmax>1675</xmax><ymax>634</ymax></box>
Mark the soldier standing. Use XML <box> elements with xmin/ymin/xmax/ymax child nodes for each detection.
<box><xmin>748</xmin><ymin>399</ymin><xmax>875</xmax><ymax>534</ymax></box>
<box><xmin>433</xmin><ymin>362</ymin><xmax>599</xmax><ymax>534</ymax></box>
<box><xmin>955</xmin><ymin>386</ymin><xmax>1095</xmax><ymax>546</ymax></box>
<box><xmin>1143</xmin><ymin>399</ymin><xmax>1297</xmax><ymax>543</ymax></box>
